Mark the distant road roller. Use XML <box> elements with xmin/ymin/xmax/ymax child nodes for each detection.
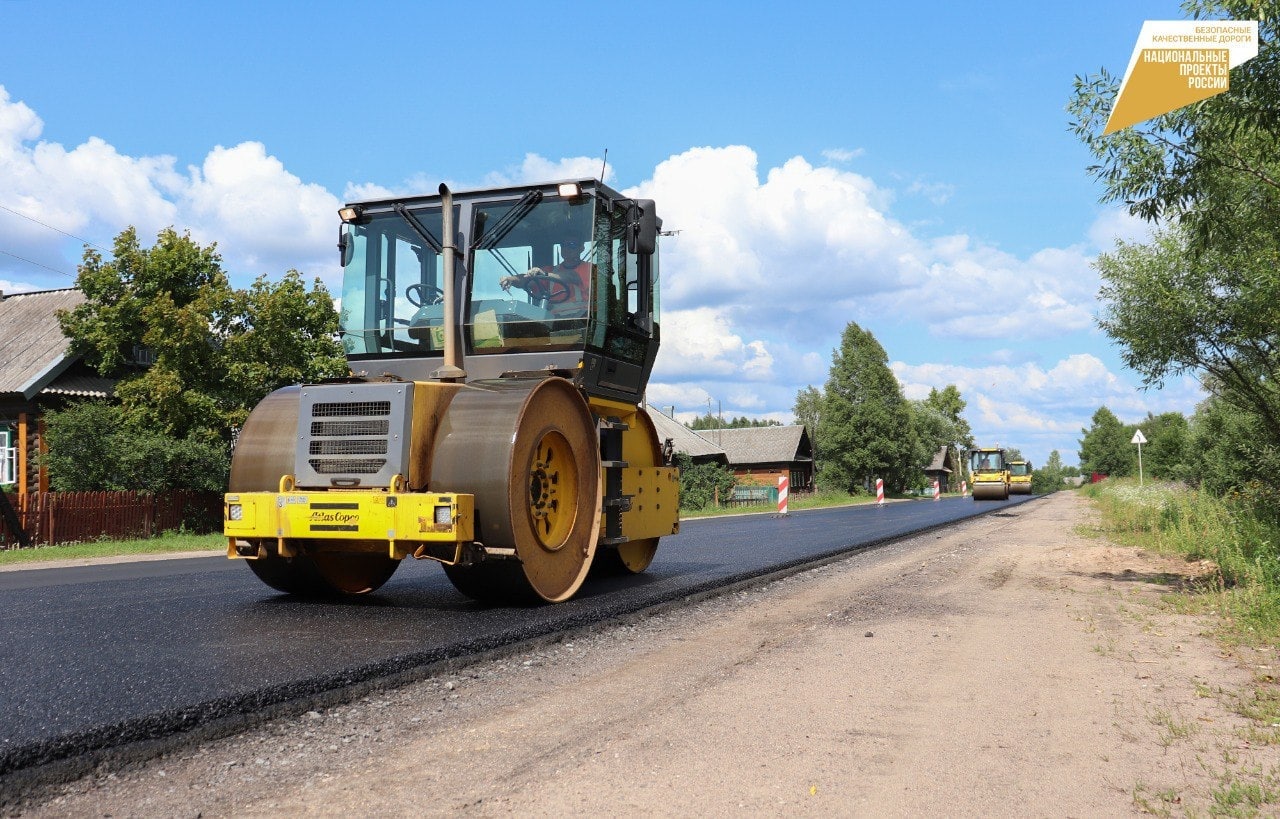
<box><xmin>224</xmin><ymin>180</ymin><xmax>679</xmax><ymax>602</ymax></box>
<box><xmin>968</xmin><ymin>447</ymin><xmax>1010</xmax><ymax>500</ymax></box>
<box><xmin>1008</xmin><ymin>460</ymin><xmax>1033</xmax><ymax>495</ymax></box>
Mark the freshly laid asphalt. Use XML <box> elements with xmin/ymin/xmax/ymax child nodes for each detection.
<box><xmin>0</xmin><ymin>494</ymin><xmax>1036</xmax><ymax>782</ymax></box>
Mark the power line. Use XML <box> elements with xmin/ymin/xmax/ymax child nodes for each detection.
<box><xmin>0</xmin><ymin>203</ymin><xmax>110</xmax><ymax>254</ymax></box>
<box><xmin>0</xmin><ymin>248</ymin><xmax>74</xmax><ymax>278</ymax></box>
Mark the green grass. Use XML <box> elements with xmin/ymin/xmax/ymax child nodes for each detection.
<box><xmin>0</xmin><ymin>531</ymin><xmax>224</xmax><ymax>566</ymax></box>
<box><xmin>1084</xmin><ymin>479</ymin><xmax>1280</xmax><ymax>645</ymax></box>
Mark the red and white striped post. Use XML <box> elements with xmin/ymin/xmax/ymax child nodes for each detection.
<box><xmin>932</xmin><ymin>479</ymin><xmax>940</xmax><ymax>501</ymax></box>
<box><xmin>875</xmin><ymin>478</ymin><xmax>884</xmax><ymax>506</ymax></box>
<box><xmin>961</xmin><ymin>480</ymin><xmax>968</xmax><ymax>497</ymax></box>
<box><xmin>777</xmin><ymin>475</ymin><xmax>789</xmax><ymax>515</ymax></box>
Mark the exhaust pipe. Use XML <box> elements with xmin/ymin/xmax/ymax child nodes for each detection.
<box><xmin>432</xmin><ymin>183</ymin><xmax>466</xmax><ymax>382</ymax></box>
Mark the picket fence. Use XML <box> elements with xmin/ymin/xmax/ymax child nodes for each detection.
<box><xmin>0</xmin><ymin>490</ymin><xmax>222</xmax><ymax>548</ymax></box>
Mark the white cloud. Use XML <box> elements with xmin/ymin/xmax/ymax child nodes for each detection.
<box><xmin>821</xmin><ymin>147</ymin><xmax>865</xmax><ymax>163</ymax></box>
<box><xmin>483</xmin><ymin>153</ymin><xmax>609</xmax><ymax>187</ymax></box>
<box><xmin>183</xmin><ymin>142</ymin><xmax>341</xmax><ymax>279</ymax></box>
<box><xmin>1087</xmin><ymin>206</ymin><xmax>1158</xmax><ymax>250</ymax></box>
<box><xmin>0</xmin><ymin>86</ymin><xmax>342</xmax><ymax>288</ymax></box>
<box><xmin>656</xmin><ymin>306</ymin><xmax>774</xmax><ymax>380</ymax></box>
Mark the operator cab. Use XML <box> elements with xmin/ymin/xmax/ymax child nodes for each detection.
<box><xmin>969</xmin><ymin>449</ymin><xmax>1007</xmax><ymax>473</ymax></box>
<box><xmin>337</xmin><ymin>180</ymin><xmax>661</xmax><ymax>403</ymax></box>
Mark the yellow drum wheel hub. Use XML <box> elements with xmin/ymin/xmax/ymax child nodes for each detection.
<box><xmin>527</xmin><ymin>430</ymin><xmax>578</xmax><ymax>551</ymax></box>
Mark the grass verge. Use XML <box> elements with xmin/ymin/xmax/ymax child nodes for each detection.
<box><xmin>1083</xmin><ymin>479</ymin><xmax>1280</xmax><ymax>645</ymax></box>
<box><xmin>0</xmin><ymin>531</ymin><xmax>224</xmax><ymax>567</ymax></box>
<box><xmin>1086</xmin><ymin>479</ymin><xmax>1280</xmax><ymax>813</ymax></box>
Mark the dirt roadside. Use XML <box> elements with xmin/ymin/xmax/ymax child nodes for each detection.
<box><xmin>17</xmin><ymin>491</ymin><xmax>1280</xmax><ymax>816</ymax></box>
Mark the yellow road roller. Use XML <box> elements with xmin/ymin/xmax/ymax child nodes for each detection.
<box><xmin>1008</xmin><ymin>460</ymin><xmax>1033</xmax><ymax>495</ymax></box>
<box><xmin>224</xmin><ymin>180</ymin><xmax>679</xmax><ymax>602</ymax></box>
<box><xmin>968</xmin><ymin>446</ymin><xmax>1010</xmax><ymax>500</ymax></box>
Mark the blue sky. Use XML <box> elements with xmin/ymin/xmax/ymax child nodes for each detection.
<box><xmin>0</xmin><ymin>0</ymin><xmax>1210</xmax><ymax>466</ymax></box>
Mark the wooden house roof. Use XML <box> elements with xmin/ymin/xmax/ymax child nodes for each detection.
<box><xmin>712</xmin><ymin>425</ymin><xmax>812</xmax><ymax>467</ymax></box>
<box><xmin>644</xmin><ymin>407</ymin><xmax>728</xmax><ymax>464</ymax></box>
<box><xmin>0</xmin><ymin>288</ymin><xmax>115</xmax><ymax>400</ymax></box>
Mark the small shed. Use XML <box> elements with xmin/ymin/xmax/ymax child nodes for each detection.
<box><xmin>924</xmin><ymin>446</ymin><xmax>958</xmax><ymax>491</ymax></box>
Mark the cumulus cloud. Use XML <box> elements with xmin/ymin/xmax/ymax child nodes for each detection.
<box><xmin>821</xmin><ymin>147</ymin><xmax>865</xmax><ymax>163</ymax></box>
<box><xmin>0</xmin><ymin>85</ymin><xmax>341</xmax><ymax>288</ymax></box>
<box><xmin>183</xmin><ymin>142</ymin><xmax>340</xmax><ymax>278</ymax></box>
<box><xmin>656</xmin><ymin>307</ymin><xmax>774</xmax><ymax>380</ymax></box>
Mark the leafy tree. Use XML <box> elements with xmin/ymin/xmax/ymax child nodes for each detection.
<box><xmin>675</xmin><ymin>454</ymin><xmax>737</xmax><ymax>510</ymax></box>
<box><xmin>1078</xmin><ymin>406</ymin><xmax>1137</xmax><ymax>478</ymax></box>
<box><xmin>923</xmin><ymin>385</ymin><xmax>974</xmax><ymax>450</ymax></box>
<box><xmin>904</xmin><ymin>385</ymin><xmax>974</xmax><ymax>491</ymax></box>
<box><xmin>1004</xmin><ymin>447</ymin><xmax>1024</xmax><ymax>463</ymax></box>
<box><xmin>817</xmin><ymin>322</ymin><xmax>914</xmax><ymax>492</ymax></box>
<box><xmin>1070</xmin><ymin>1</ymin><xmax>1280</xmax><ymax>493</ymax></box>
<box><xmin>687</xmin><ymin>414</ymin><xmax>781</xmax><ymax>430</ymax></box>
<box><xmin>42</xmin><ymin>402</ymin><xmax>228</xmax><ymax>492</ymax></box>
<box><xmin>1032</xmin><ymin>449</ymin><xmax>1067</xmax><ymax>494</ymax></box>
<box><xmin>59</xmin><ymin>227</ymin><xmax>346</xmax><ymax>441</ymax></box>
<box><xmin>1136</xmin><ymin>411</ymin><xmax>1190</xmax><ymax>480</ymax></box>
<box><xmin>1095</xmin><ymin>228</ymin><xmax>1280</xmax><ymax>444</ymax></box>
<box><xmin>1182</xmin><ymin>396</ymin><xmax>1280</xmax><ymax>494</ymax></box>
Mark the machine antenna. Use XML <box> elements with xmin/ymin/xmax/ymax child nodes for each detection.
<box><xmin>600</xmin><ymin>148</ymin><xmax>608</xmax><ymax>182</ymax></box>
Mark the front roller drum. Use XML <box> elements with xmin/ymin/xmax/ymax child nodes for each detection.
<box><xmin>432</xmin><ymin>378</ymin><xmax>601</xmax><ymax>603</ymax></box>
<box><xmin>230</xmin><ymin>385</ymin><xmax>400</xmax><ymax>596</ymax></box>
<box><xmin>971</xmin><ymin>482</ymin><xmax>1009</xmax><ymax>501</ymax></box>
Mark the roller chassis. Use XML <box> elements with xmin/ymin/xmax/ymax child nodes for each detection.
<box><xmin>224</xmin><ymin>376</ymin><xmax>679</xmax><ymax>601</ymax></box>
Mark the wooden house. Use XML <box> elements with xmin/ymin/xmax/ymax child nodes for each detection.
<box><xmin>711</xmin><ymin>425</ymin><xmax>814</xmax><ymax>492</ymax></box>
<box><xmin>0</xmin><ymin>289</ymin><xmax>114</xmax><ymax>493</ymax></box>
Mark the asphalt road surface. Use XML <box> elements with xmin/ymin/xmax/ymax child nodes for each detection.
<box><xmin>0</xmin><ymin>494</ymin><xmax>1035</xmax><ymax>782</ymax></box>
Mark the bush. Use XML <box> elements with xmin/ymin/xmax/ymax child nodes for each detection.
<box><xmin>676</xmin><ymin>455</ymin><xmax>736</xmax><ymax>511</ymax></box>
<box><xmin>42</xmin><ymin>402</ymin><xmax>229</xmax><ymax>491</ymax></box>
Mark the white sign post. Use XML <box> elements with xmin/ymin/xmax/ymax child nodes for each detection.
<box><xmin>1131</xmin><ymin>429</ymin><xmax>1147</xmax><ymax>486</ymax></box>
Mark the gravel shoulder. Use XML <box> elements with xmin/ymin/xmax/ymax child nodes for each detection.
<box><xmin>18</xmin><ymin>492</ymin><xmax>1280</xmax><ymax>816</ymax></box>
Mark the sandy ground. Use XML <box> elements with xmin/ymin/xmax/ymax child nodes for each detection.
<box><xmin>16</xmin><ymin>491</ymin><xmax>1280</xmax><ymax>816</ymax></box>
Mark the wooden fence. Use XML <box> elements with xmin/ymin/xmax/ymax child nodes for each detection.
<box><xmin>0</xmin><ymin>490</ymin><xmax>223</xmax><ymax>548</ymax></box>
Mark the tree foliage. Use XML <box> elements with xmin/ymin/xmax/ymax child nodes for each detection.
<box><xmin>687</xmin><ymin>414</ymin><xmax>781</xmax><ymax>430</ymax></box>
<box><xmin>793</xmin><ymin>385</ymin><xmax>823</xmax><ymax>478</ymax></box>
<box><xmin>1137</xmin><ymin>411</ymin><xmax>1191</xmax><ymax>480</ymax></box>
<box><xmin>59</xmin><ymin>227</ymin><xmax>346</xmax><ymax>441</ymax></box>
<box><xmin>1096</xmin><ymin>228</ymin><xmax>1280</xmax><ymax>442</ymax></box>
<box><xmin>816</xmin><ymin>322</ymin><xmax>914</xmax><ymax>492</ymax></box>
<box><xmin>1032</xmin><ymin>450</ymin><xmax>1067</xmax><ymax>494</ymax></box>
<box><xmin>1079</xmin><ymin>406</ymin><xmax>1137</xmax><ymax>478</ymax></box>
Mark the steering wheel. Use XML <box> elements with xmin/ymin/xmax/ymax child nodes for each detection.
<box><xmin>525</xmin><ymin>274</ymin><xmax>572</xmax><ymax>305</ymax></box>
<box><xmin>406</xmin><ymin>283</ymin><xmax>445</xmax><ymax>307</ymax></box>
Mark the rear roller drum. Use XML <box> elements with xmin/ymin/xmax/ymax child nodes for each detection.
<box><xmin>592</xmin><ymin>409</ymin><xmax>663</xmax><ymax>576</ymax></box>
<box><xmin>433</xmin><ymin>378</ymin><xmax>601</xmax><ymax>603</ymax></box>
